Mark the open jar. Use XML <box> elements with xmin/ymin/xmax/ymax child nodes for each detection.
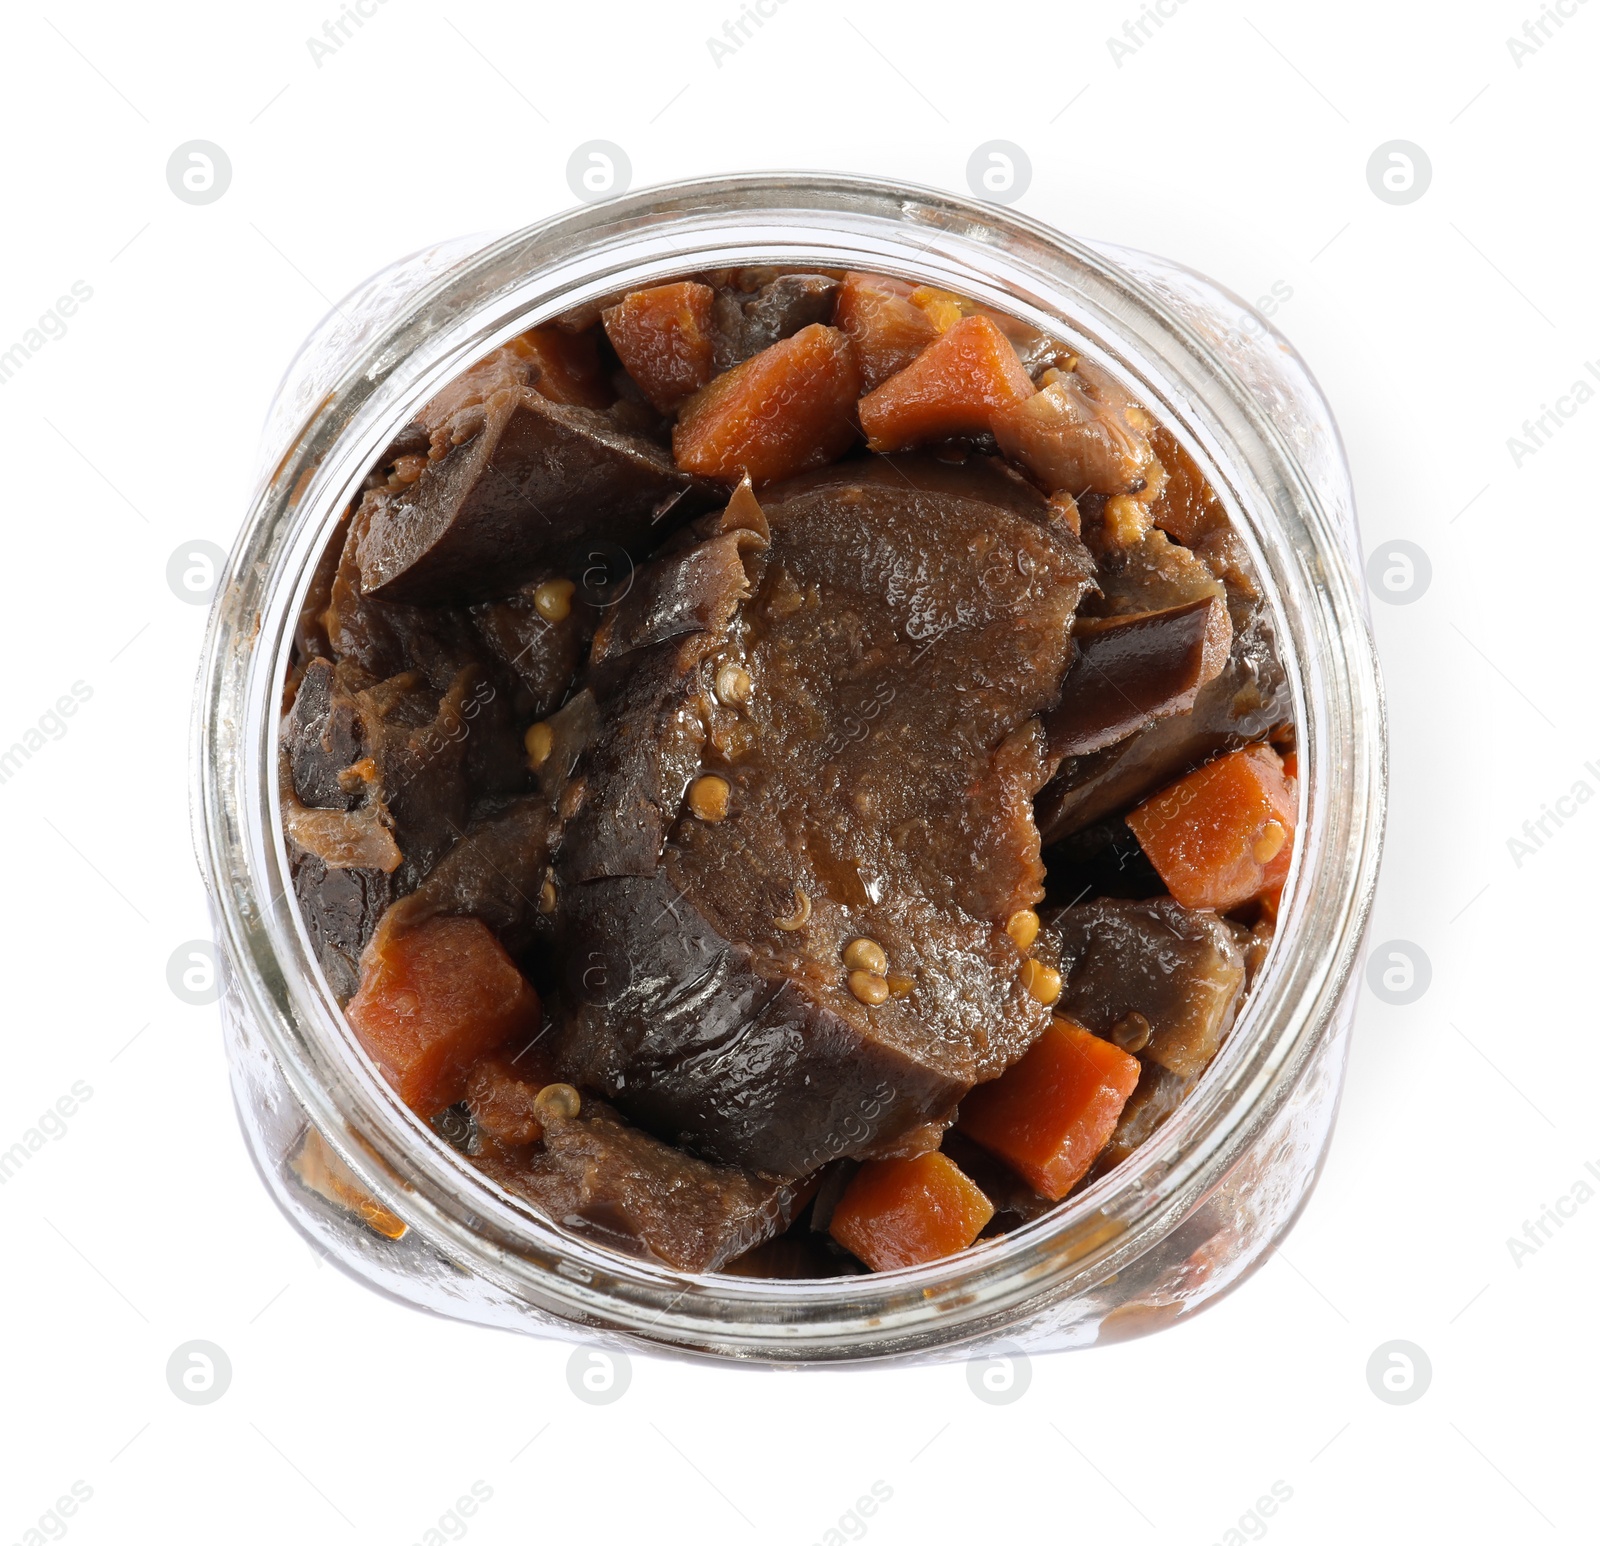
<box><xmin>193</xmin><ymin>173</ymin><xmax>1384</xmax><ymax>1362</ymax></box>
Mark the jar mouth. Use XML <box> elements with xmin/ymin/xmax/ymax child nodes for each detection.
<box><xmin>196</xmin><ymin>171</ymin><xmax>1385</xmax><ymax>1361</ymax></box>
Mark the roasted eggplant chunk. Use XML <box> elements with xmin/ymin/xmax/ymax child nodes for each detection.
<box><xmin>710</xmin><ymin>271</ymin><xmax>841</xmax><ymax>371</ymax></box>
<box><xmin>474</xmin><ymin>1096</ymin><xmax>807</xmax><ymax>1272</ymax></box>
<box><xmin>283</xmin><ymin>657</ymin><xmax>490</xmax><ymax>999</ymax></box>
<box><xmin>554</xmin><ymin>458</ymin><xmax>1095</xmax><ymax>1175</ymax></box>
<box><xmin>379</xmin><ymin>795</ymin><xmax>560</xmax><ymax>958</ymax></box>
<box><xmin>1046</xmin><ymin>597</ymin><xmax>1230</xmax><ymax>761</ymax></box>
<box><xmin>1036</xmin><ymin>510</ymin><xmax>1287</xmax><ymax>843</ymax></box>
<box><xmin>358</xmin><ymin>388</ymin><xmax>713</xmax><ymax>604</ymax></box>
<box><xmin>1047</xmin><ymin>896</ymin><xmax>1249</xmax><ymax>1078</ymax></box>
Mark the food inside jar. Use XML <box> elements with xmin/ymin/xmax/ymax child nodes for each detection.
<box><xmin>280</xmin><ymin>266</ymin><xmax>1297</xmax><ymax>1276</ymax></box>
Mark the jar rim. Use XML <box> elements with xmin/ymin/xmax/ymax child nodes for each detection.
<box><xmin>194</xmin><ymin>171</ymin><xmax>1385</xmax><ymax>1361</ymax></box>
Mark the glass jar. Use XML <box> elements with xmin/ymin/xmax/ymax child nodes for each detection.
<box><xmin>192</xmin><ymin>173</ymin><xmax>1385</xmax><ymax>1362</ymax></box>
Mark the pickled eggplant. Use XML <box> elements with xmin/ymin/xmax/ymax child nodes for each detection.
<box><xmin>1036</xmin><ymin>520</ymin><xmax>1287</xmax><ymax>842</ymax></box>
<box><xmin>1047</xmin><ymin>896</ymin><xmax>1250</xmax><ymax>1078</ymax></box>
<box><xmin>280</xmin><ymin>267</ymin><xmax>1296</xmax><ymax>1277</ymax></box>
<box><xmin>553</xmin><ymin>458</ymin><xmax>1094</xmax><ymax>1176</ymax></box>
<box><xmin>380</xmin><ymin>795</ymin><xmax>559</xmax><ymax>957</ymax></box>
<box><xmin>474</xmin><ymin>1096</ymin><xmax>808</xmax><ymax>1272</ymax></box>
<box><xmin>991</xmin><ymin>361</ymin><xmax>1162</xmax><ymax>497</ymax></box>
<box><xmin>1046</xmin><ymin>597</ymin><xmax>1230</xmax><ymax>761</ymax></box>
<box><xmin>283</xmin><ymin>657</ymin><xmax>485</xmax><ymax>998</ymax></box>
<box><xmin>359</xmin><ymin>389</ymin><xmax>713</xmax><ymax>604</ymax></box>
<box><xmin>708</xmin><ymin>270</ymin><xmax>841</xmax><ymax>371</ymax></box>
<box><xmin>469</xmin><ymin>576</ymin><xmax>591</xmax><ymax>719</ymax></box>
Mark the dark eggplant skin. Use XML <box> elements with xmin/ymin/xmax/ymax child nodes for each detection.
<box><xmin>590</xmin><ymin>522</ymin><xmax>762</xmax><ymax>663</ymax></box>
<box><xmin>559</xmin><ymin>514</ymin><xmax>768</xmax><ymax>885</ymax></box>
<box><xmin>558</xmin><ymin>649</ymin><xmax>711</xmax><ymax>882</ymax></box>
<box><xmin>1045</xmin><ymin>895</ymin><xmax>1248</xmax><ymax>1079</ymax></box>
<box><xmin>1041</xmin><ymin>814</ymin><xmax>1166</xmax><ymax>907</ymax></box>
<box><xmin>710</xmin><ymin>273</ymin><xmax>840</xmax><ymax>372</ymax></box>
<box><xmin>357</xmin><ymin>389</ymin><xmax>716</xmax><ymax>605</ymax></box>
<box><xmin>554</xmin><ymin>867</ymin><xmax>965</xmax><ymax>1179</ymax></box>
<box><xmin>474</xmin><ymin>1096</ymin><xmax>808</xmax><ymax>1272</ymax></box>
<box><xmin>1035</xmin><ymin>488</ymin><xmax>1287</xmax><ymax>842</ymax></box>
<box><xmin>283</xmin><ymin>657</ymin><xmax>363</xmax><ymax>812</ymax></box>
<box><xmin>1036</xmin><ymin>585</ymin><xmax>1287</xmax><ymax>843</ymax></box>
<box><xmin>282</xmin><ymin>646</ymin><xmax>528</xmax><ymax>1000</ymax></box>
<box><xmin>469</xmin><ymin>576</ymin><xmax>591</xmax><ymax>720</ymax></box>
<box><xmin>1045</xmin><ymin>596</ymin><xmax>1230</xmax><ymax>762</ymax></box>
<box><xmin>290</xmin><ymin>853</ymin><xmax>397</xmax><ymax>1005</ymax></box>
<box><xmin>380</xmin><ymin>794</ymin><xmax>559</xmax><ymax>957</ymax></box>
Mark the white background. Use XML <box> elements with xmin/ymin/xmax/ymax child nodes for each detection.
<box><xmin>1</xmin><ymin>1</ymin><xmax>1594</xmax><ymax>1541</ymax></box>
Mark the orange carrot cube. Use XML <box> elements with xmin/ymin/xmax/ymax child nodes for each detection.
<box><xmin>511</xmin><ymin>327</ymin><xmax>612</xmax><ymax>410</ymax></box>
<box><xmin>465</xmin><ymin>1047</ymin><xmax>558</xmax><ymax>1147</ymax></box>
<box><xmin>856</xmin><ymin>313</ymin><xmax>1035</xmax><ymax>453</ymax></box>
<box><xmin>673</xmin><ymin>323</ymin><xmax>861</xmax><ymax>485</ymax></box>
<box><xmin>959</xmin><ymin>1017</ymin><xmax>1141</xmax><ymax>1200</ymax></box>
<box><xmin>908</xmin><ymin>285</ymin><xmax>967</xmax><ymax>333</ymax></box>
<box><xmin>1126</xmin><ymin>744</ymin><xmax>1297</xmax><ymax>911</ymax></box>
<box><xmin>289</xmin><ymin>1127</ymin><xmax>409</xmax><ymax>1240</ymax></box>
<box><xmin>602</xmin><ymin>281</ymin><xmax>717</xmax><ymax>412</ymax></box>
<box><xmin>832</xmin><ymin>271</ymin><xmax>939</xmax><ymax>392</ymax></box>
<box><xmin>829</xmin><ymin>1152</ymin><xmax>994</xmax><ymax>1271</ymax></box>
<box><xmin>346</xmin><ymin>915</ymin><xmax>541</xmax><ymax>1117</ymax></box>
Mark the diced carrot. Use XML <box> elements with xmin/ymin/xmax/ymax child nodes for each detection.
<box><xmin>908</xmin><ymin>284</ymin><xmax>966</xmax><ymax>333</ymax></box>
<box><xmin>857</xmin><ymin>314</ymin><xmax>1035</xmax><ymax>453</ymax></box>
<box><xmin>832</xmin><ymin>271</ymin><xmax>939</xmax><ymax>392</ymax></box>
<box><xmin>465</xmin><ymin>1047</ymin><xmax>557</xmax><ymax>1147</ymax></box>
<box><xmin>602</xmin><ymin>281</ymin><xmax>717</xmax><ymax>412</ymax></box>
<box><xmin>674</xmin><ymin>323</ymin><xmax>861</xmax><ymax>485</ymax></box>
<box><xmin>958</xmin><ymin>1016</ymin><xmax>1141</xmax><ymax>1200</ymax></box>
<box><xmin>509</xmin><ymin>328</ymin><xmax>612</xmax><ymax>410</ymax></box>
<box><xmin>1281</xmin><ymin>749</ymin><xmax>1299</xmax><ymax>783</ymax></box>
<box><xmin>289</xmin><ymin>1127</ymin><xmax>408</xmax><ymax>1240</ymax></box>
<box><xmin>829</xmin><ymin>1151</ymin><xmax>994</xmax><ymax>1271</ymax></box>
<box><xmin>1126</xmin><ymin>744</ymin><xmax>1297</xmax><ymax>911</ymax></box>
<box><xmin>346</xmin><ymin>915</ymin><xmax>540</xmax><ymax>1117</ymax></box>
